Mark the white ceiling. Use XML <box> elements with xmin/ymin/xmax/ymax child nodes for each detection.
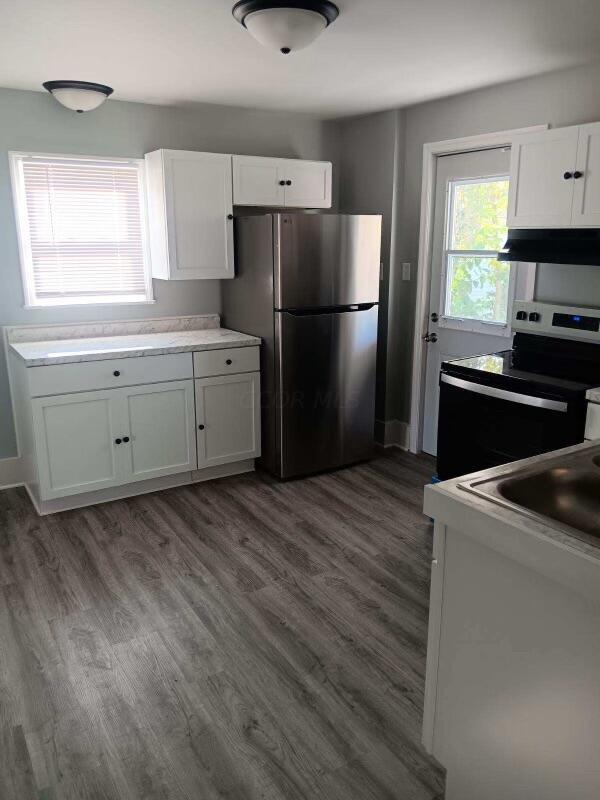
<box><xmin>2</xmin><ymin>0</ymin><xmax>600</xmax><ymax>118</ymax></box>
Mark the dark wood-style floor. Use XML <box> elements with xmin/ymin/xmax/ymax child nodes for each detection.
<box><xmin>0</xmin><ymin>450</ymin><xmax>445</xmax><ymax>800</ymax></box>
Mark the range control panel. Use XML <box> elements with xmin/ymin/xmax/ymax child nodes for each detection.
<box><xmin>513</xmin><ymin>302</ymin><xmax>600</xmax><ymax>342</ymax></box>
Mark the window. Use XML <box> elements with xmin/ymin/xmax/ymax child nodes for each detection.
<box><xmin>10</xmin><ymin>152</ymin><xmax>153</xmax><ymax>307</ymax></box>
<box><xmin>442</xmin><ymin>176</ymin><xmax>511</xmax><ymax>327</ymax></box>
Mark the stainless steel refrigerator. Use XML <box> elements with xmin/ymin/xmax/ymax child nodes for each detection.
<box><xmin>223</xmin><ymin>213</ymin><xmax>382</xmax><ymax>479</ymax></box>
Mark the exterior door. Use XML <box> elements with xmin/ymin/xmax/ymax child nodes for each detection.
<box><xmin>572</xmin><ymin>122</ymin><xmax>600</xmax><ymax>226</ymax></box>
<box><xmin>422</xmin><ymin>147</ymin><xmax>521</xmax><ymax>456</ymax></box>
<box><xmin>283</xmin><ymin>160</ymin><xmax>332</xmax><ymax>208</ymax></box>
<box><xmin>163</xmin><ymin>150</ymin><xmax>234</xmax><ymax>279</ymax></box>
<box><xmin>121</xmin><ymin>380</ymin><xmax>197</xmax><ymax>482</ymax></box>
<box><xmin>32</xmin><ymin>389</ymin><xmax>124</xmax><ymax>499</ymax></box>
<box><xmin>195</xmin><ymin>373</ymin><xmax>261</xmax><ymax>468</ymax></box>
<box><xmin>507</xmin><ymin>127</ymin><xmax>579</xmax><ymax>228</ymax></box>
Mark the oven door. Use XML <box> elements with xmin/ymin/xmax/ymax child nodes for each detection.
<box><xmin>436</xmin><ymin>374</ymin><xmax>587</xmax><ymax>480</ymax></box>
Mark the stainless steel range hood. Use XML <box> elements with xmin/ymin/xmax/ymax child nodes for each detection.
<box><xmin>498</xmin><ymin>228</ymin><xmax>600</xmax><ymax>265</ymax></box>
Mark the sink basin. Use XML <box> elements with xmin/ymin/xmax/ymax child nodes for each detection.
<box><xmin>460</xmin><ymin>443</ymin><xmax>600</xmax><ymax>541</ymax></box>
<box><xmin>498</xmin><ymin>467</ymin><xmax>600</xmax><ymax>536</ymax></box>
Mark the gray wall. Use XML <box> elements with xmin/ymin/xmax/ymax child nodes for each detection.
<box><xmin>337</xmin><ymin>109</ymin><xmax>404</xmax><ymax>429</ymax></box>
<box><xmin>0</xmin><ymin>87</ymin><xmax>338</xmax><ymax>459</ymax></box>
<box><xmin>339</xmin><ymin>60</ymin><xmax>600</xmax><ymax>428</ymax></box>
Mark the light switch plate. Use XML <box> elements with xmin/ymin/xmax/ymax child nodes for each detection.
<box><xmin>402</xmin><ymin>262</ymin><xmax>411</xmax><ymax>281</ymax></box>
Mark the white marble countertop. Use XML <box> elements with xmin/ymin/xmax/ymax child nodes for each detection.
<box><xmin>587</xmin><ymin>387</ymin><xmax>600</xmax><ymax>402</ymax></box>
<box><xmin>425</xmin><ymin>440</ymin><xmax>600</xmax><ymax>566</ymax></box>
<box><xmin>10</xmin><ymin>328</ymin><xmax>261</xmax><ymax>366</ymax></box>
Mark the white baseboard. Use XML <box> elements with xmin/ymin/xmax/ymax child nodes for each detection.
<box><xmin>0</xmin><ymin>456</ymin><xmax>24</xmax><ymax>489</ymax></box>
<box><xmin>375</xmin><ymin>419</ymin><xmax>410</xmax><ymax>450</ymax></box>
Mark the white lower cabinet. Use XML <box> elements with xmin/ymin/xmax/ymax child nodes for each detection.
<box><xmin>122</xmin><ymin>380</ymin><xmax>197</xmax><ymax>483</ymax></box>
<box><xmin>32</xmin><ymin>380</ymin><xmax>197</xmax><ymax>500</ymax></box>
<box><xmin>32</xmin><ymin>389</ymin><xmax>124</xmax><ymax>499</ymax></box>
<box><xmin>17</xmin><ymin>346</ymin><xmax>261</xmax><ymax>511</ymax></box>
<box><xmin>195</xmin><ymin>372</ymin><xmax>261</xmax><ymax>468</ymax></box>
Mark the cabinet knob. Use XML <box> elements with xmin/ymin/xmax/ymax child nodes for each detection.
<box><xmin>198</xmin><ymin>424</ymin><xmax>205</xmax><ymax>430</ymax></box>
<box><xmin>286</xmin><ymin>180</ymin><xmax>292</xmax><ymax>186</ymax></box>
<box><xmin>226</xmin><ymin>358</ymin><xmax>233</xmax><ymax>365</ymax></box>
<box><xmin>279</xmin><ymin>180</ymin><xmax>286</xmax><ymax>186</ymax></box>
<box><xmin>227</xmin><ymin>214</ymin><xmax>234</xmax><ymax>220</ymax></box>
<box><xmin>113</xmin><ymin>370</ymin><xmax>121</xmax><ymax>377</ymax></box>
<box><xmin>123</xmin><ymin>436</ymin><xmax>130</xmax><ymax>443</ymax></box>
<box><xmin>115</xmin><ymin>438</ymin><xmax>122</xmax><ymax>445</ymax></box>
<box><xmin>574</xmin><ymin>170</ymin><xmax>583</xmax><ymax>179</ymax></box>
<box><xmin>564</xmin><ymin>171</ymin><xmax>573</xmax><ymax>180</ymax></box>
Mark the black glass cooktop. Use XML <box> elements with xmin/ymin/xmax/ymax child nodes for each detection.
<box><xmin>442</xmin><ymin>333</ymin><xmax>600</xmax><ymax>397</ymax></box>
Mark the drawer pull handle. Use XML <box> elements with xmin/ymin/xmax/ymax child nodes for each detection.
<box><xmin>226</xmin><ymin>358</ymin><xmax>233</xmax><ymax>365</ymax></box>
<box><xmin>115</xmin><ymin>438</ymin><xmax>122</xmax><ymax>445</ymax></box>
<box><xmin>113</xmin><ymin>370</ymin><xmax>121</xmax><ymax>377</ymax></box>
<box><xmin>198</xmin><ymin>424</ymin><xmax>205</xmax><ymax>430</ymax></box>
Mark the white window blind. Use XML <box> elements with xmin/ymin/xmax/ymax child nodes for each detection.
<box><xmin>10</xmin><ymin>153</ymin><xmax>153</xmax><ymax>306</ymax></box>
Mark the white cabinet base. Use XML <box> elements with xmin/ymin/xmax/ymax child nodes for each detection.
<box><xmin>24</xmin><ymin>459</ymin><xmax>256</xmax><ymax>516</ymax></box>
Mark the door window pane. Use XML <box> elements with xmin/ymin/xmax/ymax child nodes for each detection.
<box><xmin>444</xmin><ymin>176</ymin><xmax>511</xmax><ymax>325</ymax></box>
<box><xmin>445</xmin><ymin>255</ymin><xmax>511</xmax><ymax>324</ymax></box>
<box><xmin>449</xmin><ymin>178</ymin><xmax>509</xmax><ymax>251</ymax></box>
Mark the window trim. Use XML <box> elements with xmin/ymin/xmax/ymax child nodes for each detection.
<box><xmin>9</xmin><ymin>151</ymin><xmax>155</xmax><ymax>309</ymax></box>
<box><xmin>439</xmin><ymin>173</ymin><xmax>514</xmax><ymax>337</ymax></box>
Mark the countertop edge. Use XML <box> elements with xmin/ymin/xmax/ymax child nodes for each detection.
<box><xmin>9</xmin><ymin>332</ymin><xmax>261</xmax><ymax>367</ymax></box>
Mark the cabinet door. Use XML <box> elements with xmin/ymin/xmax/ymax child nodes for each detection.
<box><xmin>572</xmin><ymin>122</ymin><xmax>600</xmax><ymax>226</ymax></box>
<box><xmin>162</xmin><ymin>150</ymin><xmax>234</xmax><ymax>279</ymax></box>
<box><xmin>507</xmin><ymin>127</ymin><xmax>579</xmax><ymax>228</ymax></box>
<box><xmin>232</xmin><ymin>155</ymin><xmax>285</xmax><ymax>206</ymax></box>
<box><xmin>32</xmin><ymin>390</ymin><xmax>124</xmax><ymax>500</ymax></box>
<box><xmin>120</xmin><ymin>380</ymin><xmax>197</xmax><ymax>482</ymax></box>
<box><xmin>284</xmin><ymin>160</ymin><xmax>332</xmax><ymax>208</ymax></box>
<box><xmin>195</xmin><ymin>373</ymin><xmax>261</xmax><ymax>468</ymax></box>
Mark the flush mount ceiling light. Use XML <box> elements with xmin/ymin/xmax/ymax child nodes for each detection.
<box><xmin>42</xmin><ymin>80</ymin><xmax>114</xmax><ymax>113</ymax></box>
<box><xmin>232</xmin><ymin>0</ymin><xmax>339</xmax><ymax>54</ymax></box>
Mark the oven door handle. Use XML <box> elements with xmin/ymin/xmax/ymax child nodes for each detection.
<box><xmin>440</xmin><ymin>374</ymin><xmax>569</xmax><ymax>413</ymax></box>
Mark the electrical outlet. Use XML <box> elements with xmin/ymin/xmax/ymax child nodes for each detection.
<box><xmin>402</xmin><ymin>262</ymin><xmax>411</xmax><ymax>281</ymax></box>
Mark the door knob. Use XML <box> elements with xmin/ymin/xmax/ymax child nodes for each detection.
<box><xmin>423</xmin><ymin>332</ymin><xmax>438</xmax><ymax>343</ymax></box>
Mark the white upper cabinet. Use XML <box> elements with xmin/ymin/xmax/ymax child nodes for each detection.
<box><xmin>145</xmin><ymin>149</ymin><xmax>234</xmax><ymax>280</ymax></box>
<box><xmin>572</xmin><ymin>122</ymin><xmax>600</xmax><ymax>226</ymax></box>
<box><xmin>232</xmin><ymin>156</ymin><xmax>286</xmax><ymax>206</ymax></box>
<box><xmin>232</xmin><ymin>155</ymin><xmax>332</xmax><ymax>208</ymax></box>
<box><xmin>507</xmin><ymin>127</ymin><xmax>579</xmax><ymax>228</ymax></box>
<box><xmin>508</xmin><ymin>123</ymin><xmax>600</xmax><ymax>228</ymax></box>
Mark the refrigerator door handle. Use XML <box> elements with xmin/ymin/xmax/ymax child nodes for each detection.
<box><xmin>280</xmin><ymin>303</ymin><xmax>378</xmax><ymax>316</ymax></box>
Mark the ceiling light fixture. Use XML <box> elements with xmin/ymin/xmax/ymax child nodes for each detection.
<box><xmin>232</xmin><ymin>0</ymin><xmax>339</xmax><ymax>54</ymax></box>
<box><xmin>42</xmin><ymin>80</ymin><xmax>114</xmax><ymax>113</ymax></box>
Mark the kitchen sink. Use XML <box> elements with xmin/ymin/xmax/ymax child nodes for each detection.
<box><xmin>461</xmin><ymin>444</ymin><xmax>600</xmax><ymax>540</ymax></box>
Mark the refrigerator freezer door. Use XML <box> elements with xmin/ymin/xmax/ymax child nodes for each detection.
<box><xmin>275</xmin><ymin>305</ymin><xmax>378</xmax><ymax>478</ymax></box>
<box><xmin>274</xmin><ymin>214</ymin><xmax>382</xmax><ymax>310</ymax></box>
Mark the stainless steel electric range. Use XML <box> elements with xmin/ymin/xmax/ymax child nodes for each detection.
<box><xmin>437</xmin><ymin>301</ymin><xmax>600</xmax><ymax>480</ymax></box>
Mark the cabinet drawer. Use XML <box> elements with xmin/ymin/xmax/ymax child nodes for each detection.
<box><xmin>28</xmin><ymin>353</ymin><xmax>193</xmax><ymax>397</ymax></box>
<box><xmin>193</xmin><ymin>346</ymin><xmax>260</xmax><ymax>378</ymax></box>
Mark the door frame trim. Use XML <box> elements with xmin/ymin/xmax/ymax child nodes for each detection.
<box><xmin>408</xmin><ymin>125</ymin><xmax>548</xmax><ymax>455</ymax></box>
